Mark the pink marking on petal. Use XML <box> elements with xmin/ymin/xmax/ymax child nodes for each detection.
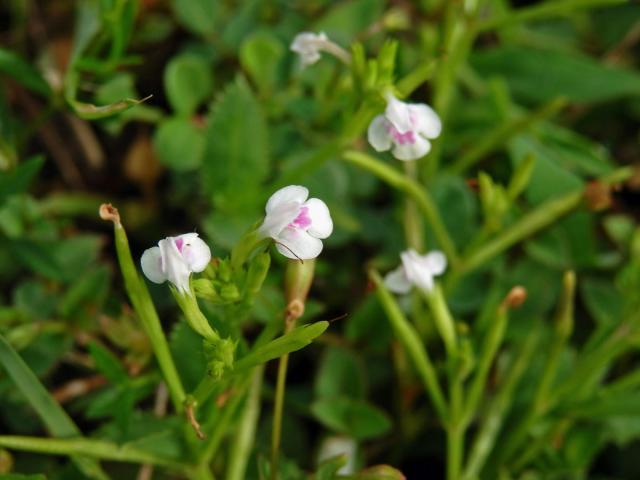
<box><xmin>289</xmin><ymin>206</ymin><xmax>312</xmax><ymax>229</ymax></box>
<box><xmin>387</xmin><ymin>124</ymin><xmax>416</xmax><ymax>145</ymax></box>
<box><xmin>175</xmin><ymin>237</ymin><xmax>184</xmax><ymax>252</ymax></box>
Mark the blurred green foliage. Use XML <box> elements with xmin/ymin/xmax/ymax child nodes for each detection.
<box><xmin>0</xmin><ymin>0</ymin><xmax>639</xmax><ymax>479</ymax></box>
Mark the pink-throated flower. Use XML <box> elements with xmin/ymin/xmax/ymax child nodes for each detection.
<box><xmin>259</xmin><ymin>185</ymin><xmax>333</xmax><ymax>260</ymax></box>
<box><xmin>140</xmin><ymin>233</ymin><xmax>211</xmax><ymax>294</ymax></box>
<box><xmin>385</xmin><ymin>249</ymin><xmax>447</xmax><ymax>293</ymax></box>
<box><xmin>367</xmin><ymin>93</ymin><xmax>442</xmax><ymax>161</ymax></box>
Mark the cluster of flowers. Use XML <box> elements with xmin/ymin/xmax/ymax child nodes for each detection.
<box><xmin>140</xmin><ymin>32</ymin><xmax>446</xmax><ymax>297</ymax></box>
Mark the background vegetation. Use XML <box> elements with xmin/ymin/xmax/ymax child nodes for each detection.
<box><xmin>1</xmin><ymin>0</ymin><xmax>640</xmax><ymax>479</ymax></box>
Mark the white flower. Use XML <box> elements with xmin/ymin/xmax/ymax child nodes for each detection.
<box><xmin>259</xmin><ymin>185</ymin><xmax>333</xmax><ymax>260</ymax></box>
<box><xmin>367</xmin><ymin>93</ymin><xmax>442</xmax><ymax>161</ymax></box>
<box><xmin>385</xmin><ymin>249</ymin><xmax>446</xmax><ymax>293</ymax></box>
<box><xmin>141</xmin><ymin>233</ymin><xmax>211</xmax><ymax>294</ymax></box>
<box><xmin>290</xmin><ymin>32</ymin><xmax>329</xmax><ymax>67</ymax></box>
<box><xmin>317</xmin><ymin>436</ymin><xmax>357</xmax><ymax>475</ymax></box>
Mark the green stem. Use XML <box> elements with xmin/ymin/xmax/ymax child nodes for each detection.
<box><xmin>370</xmin><ymin>270</ymin><xmax>448</xmax><ymax>421</ymax></box>
<box><xmin>172</xmin><ymin>288</ymin><xmax>220</xmax><ymax>341</ymax></box>
<box><xmin>0</xmin><ymin>436</ymin><xmax>186</xmax><ymax>469</ymax></box>
<box><xmin>421</xmin><ymin>285</ymin><xmax>458</xmax><ymax>357</ymax></box>
<box><xmin>403</xmin><ymin>161</ymin><xmax>424</xmax><ymax>251</ymax></box>
<box><xmin>462</xmin><ymin>331</ymin><xmax>540</xmax><ymax>480</ymax></box>
<box><xmin>103</xmin><ymin>208</ymin><xmax>185</xmax><ymax>412</ymax></box>
<box><xmin>447</xmin><ymin>97</ymin><xmax>567</xmax><ymax>175</ymax></box>
<box><xmin>343</xmin><ymin>150</ymin><xmax>459</xmax><ymax>267</ymax></box>
<box><xmin>396</xmin><ymin>59</ymin><xmax>438</xmax><ymax>97</ymax></box>
<box><xmin>458</xmin><ymin>166</ymin><xmax>633</xmax><ymax>276</ymax></box>
<box><xmin>463</xmin><ymin>300</ymin><xmax>510</xmax><ymax>425</ymax></box>
<box><xmin>478</xmin><ymin>0</ymin><xmax>627</xmax><ymax>32</ymax></box>
<box><xmin>270</xmin><ymin>351</ymin><xmax>290</xmax><ymax>480</ymax></box>
<box><xmin>426</xmin><ymin>0</ymin><xmax>483</xmax><ymax>179</ymax></box>
<box><xmin>447</xmin><ymin>373</ymin><xmax>464</xmax><ymax>480</ymax></box>
<box><xmin>497</xmin><ymin>271</ymin><xmax>575</xmax><ymax>464</ymax></box>
<box><xmin>226</xmin><ymin>367</ymin><xmax>264</xmax><ymax>480</ymax></box>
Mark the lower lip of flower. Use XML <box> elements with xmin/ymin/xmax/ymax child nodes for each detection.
<box><xmin>289</xmin><ymin>206</ymin><xmax>312</xmax><ymax>229</ymax></box>
<box><xmin>388</xmin><ymin>125</ymin><xmax>416</xmax><ymax>145</ymax></box>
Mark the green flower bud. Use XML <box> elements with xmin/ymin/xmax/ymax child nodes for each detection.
<box><xmin>203</xmin><ymin>336</ymin><xmax>236</xmax><ymax>380</ymax></box>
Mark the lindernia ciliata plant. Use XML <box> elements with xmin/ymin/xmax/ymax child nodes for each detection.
<box><xmin>1</xmin><ymin>3</ymin><xmax>640</xmax><ymax>480</ymax></box>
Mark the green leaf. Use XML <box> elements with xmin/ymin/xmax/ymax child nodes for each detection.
<box><xmin>234</xmin><ymin>321</ymin><xmax>328</xmax><ymax>373</ymax></box>
<box><xmin>0</xmin><ymin>334</ymin><xmax>108</xmax><ymax>479</ymax></box>
<box><xmin>164</xmin><ymin>54</ymin><xmax>213</xmax><ymax>115</ymax></box>
<box><xmin>0</xmin><ymin>156</ymin><xmax>44</xmax><ymax>206</ymax></box>
<box><xmin>0</xmin><ymin>49</ymin><xmax>51</xmax><ymax>98</ymax></box>
<box><xmin>58</xmin><ymin>267</ymin><xmax>110</xmax><ymax>319</ymax></box>
<box><xmin>88</xmin><ymin>342</ymin><xmax>128</xmax><ymax>384</ymax></box>
<box><xmin>9</xmin><ymin>239</ymin><xmax>64</xmax><ymax>281</ymax></box>
<box><xmin>169</xmin><ymin>322</ymin><xmax>206</xmax><ymax>391</ymax></box>
<box><xmin>202</xmin><ymin>78</ymin><xmax>269</xmax><ymax>212</ymax></box>
<box><xmin>153</xmin><ymin>117</ymin><xmax>205</xmax><ymax>171</ymax></box>
<box><xmin>315</xmin><ymin>347</ymin><xmax>365</xmax><ymax>400</ymax></box>
<box><xmin>580</xmin><ymin>277</ymin><xmax>623</xmax><ymax>326</ymax></box>
<box><xmin>311</xmin><ymin>397</ymin><xmax>392</xmax><ymax>440</ymax></box>
<box><xmin>471</xmin><ymin>46</ymin><xmax>640</xmax><ymax>104</ymax></box>
<box><xmin>171</xmin><ymin>0</ymin><xmax>220</xmax><ymax>37</ymax></box>
<box><xmin>239</xmin><ymin>32</ymin><xmax>284</xmax><ymax>94</ymax></box>
<box><xmin>313</xmin><ymin>0</ymin><xmax>385</xmax><ymax>45</ymax></box>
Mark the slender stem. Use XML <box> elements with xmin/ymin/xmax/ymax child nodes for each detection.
<box><xmin>0</xmin><ymin>436</ymin><xmax>186</xmax><ymax>469</ymax></box>
<box><xmin>321</xmin><ymin>40</ymin><xmax>352</xmax><ymax>65</ymax></box>
<box><xmin>226</xmin><ymin>367</ymin><xmax>264</xmax><ymax>480</ymax></box>
<box><xmin>421</xmin><ymin>285</ymin><xmax>458</xmax><ymax>357</ymax></box>
<box><xmin>101</xmin><ymin>206</ymin><xmax>185</xmax><ymax>411</ymax></box>
<box><xmin>370</xmin><ymin>270</ymin><xmax>448</xmax><ymax>421</ymax></box>
<box><xmin>270</xmin><ymin>350</ymin><xmax>291</xmax><ymax>480</ymax></box>
<box><xmin>447</xmin><ymin>374</ymin><xmax>464</xmax><ymax>480</ymax></box>
<box><xmin>462</xmin><ymin>302</ymin><xmax>509</xmax><ymax>425</ymax></box>
<box><xmin>343</xmin><ymin>150</ymin><xmax>459</xmax><ymax>267</ymax></box>
<box><xmin>403</xmin><ymin>161</ymin><xmax>424</xmax><ymax>251</ymax></box>
<box><xmin>396</xmin><ymin>59</ymin><xmax>438</xmax><ymax>97</ymax></box>
<box><xmin>426</xmin><ymin>0</ymin><xmax>483</xmax><ymax>179</ymax></box>
<box><xmin>458</xmin><ymin>166</ymin><xmax>633</xmax><ymax>277</ymax></box>
<box><xmin>497</xmin><ymin>272</ymin><xmax>576</xmax><ymax>464</ymax></box>
<box><xmin>462</xmin><ymin>331</ymin><xmax>540</xmax><ymax>480</ymax></box>
<box><xmin>447</xmin><ymin>97</ymin><xmax>567</xmax><ymax>175</ymax></box>
<box><xmin>478</xmin><ymin>0</ymin><xmax>627</xmax><ymax>32</ymax></box>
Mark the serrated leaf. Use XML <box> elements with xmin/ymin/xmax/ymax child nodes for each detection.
<box><xmin>202</xmin><ymin>78</ymin><xmax>269</xmax><ymax>212</ymax></box>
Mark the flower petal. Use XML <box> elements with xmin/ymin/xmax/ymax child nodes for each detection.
<box><xmin>391</xmin><ymin>135</ymin><xmax>431</xmax><ymax>161</ymax></box>
<box><xmin>265</xmin><ymin>185</ymin><xmax>309</xmax><ymax>214</ymax></box>
<box><xmin>141</xmin><ymin>246</ymin><xmax>166</xmax><ymax>284</ymax></box>
<box><xmin>304</xmin><ymin>198</ymin><xmax>333</xmax><ymax>239</ymax></box>
<box><xmin>275</xmin><ymin>227</ymin><xmax>323</xmax><ymax>260</ymax></box>
<box><xmin>423</xmin><ymin>250</ymin><xmax>447</xmax><ymax>276</ymax></box>
<box><xmin>259</xmin><ymin>201</ymin><xmax>301</xmax><ymax>238</ymax></box>
<box><xmin>177</xmin><ymin>233</ymin><xmax>212</xmax><ymax>272</ymax></box>
<box><xmin>159</xmin><ymin>238</ymin><xmax>192</xmax><ymax>293</ymax></box>
<box><xmin>409</xmin><ymin>104</ymin><xmax>442</xmax><ymax>139</ymax></box>
<box><xmin>384</xmin><ymin>265</ymin><xmax>412</xmax><ymax>294</ymax></box>
<box><xmin>385</xmin><ymin>94</ymin><xmax>412</xmax><ymax>133</ymax></box>
<box><xmin>401</xmin><ymin>249</ymin><xmax>434</xmax><ymax>291</ymax></box>
<box><xmin>367</xmin><ymin>115</ymin><xmax>393</xmax><ymax>152</ymax></box>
